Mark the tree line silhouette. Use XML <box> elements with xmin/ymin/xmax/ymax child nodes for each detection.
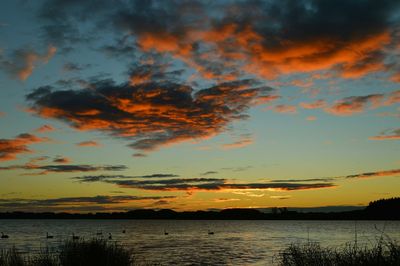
<box><xmin>0</xmin><ymin>197</ymin><xmax>398</xmax><ymax>220</ymax></box>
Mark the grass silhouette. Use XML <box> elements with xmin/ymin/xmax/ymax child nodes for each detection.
<box><xmin>0</xmin><ymin>239</ymin><xmax>132</xmax><ymax>266</ymax></box>
<box><xmin>278</xmin><ymin>239</ymin><xmax>400</xmax><ymax>266</ymax></box>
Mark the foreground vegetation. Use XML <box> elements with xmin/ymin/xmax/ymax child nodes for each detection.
<box><xmin>1</xmin><ymin>236</ymin><xmax>400</xmax><ymax>265</ymax></box>
<box><xmin>279</xmin><ymin>239</ymin><xmax>400</xmax><ymax>266</ymax></box>
<box><xmin>0</xmin><ymin>239</ymin><xmax>132</xmax><ymax>266</ymax></box>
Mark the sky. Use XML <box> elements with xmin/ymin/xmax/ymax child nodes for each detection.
<box><xmin>0</xmin><ymin>0</ymin><xmax>399</xmax><ymax>212</ymax></box>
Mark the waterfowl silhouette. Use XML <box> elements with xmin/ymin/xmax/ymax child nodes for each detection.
<box><xmin>46</xmin><ymin>232</ymin><xmax>54</xmax><ymax>239</ymax></box>
<box><xmin>164</xmin><ymin>229</ymin><xmax>169</xmax><ymax>235</ymax></box>
<box><xmin>122</xmin><ymin>229</ymin><xmax>126</xmax><ymax>234</ymax></box>
<box><xmin>72</xmin><ymin>233</ymin><xmax>79</xmax><ymax>240</ymax></box>
<box><xmin>1</xmin><ymin>232</ymin><xmax>9</xmax><ymax>239</ymax></box>
<box><xmin>208</xmin><ymin>230</ymin><xmax>214</xmax><ymax>235</ymax></box>
<box><xmin>108</xmin><ymin>233</ymin><xmax>112</xmax><ymax>240</ymax></box>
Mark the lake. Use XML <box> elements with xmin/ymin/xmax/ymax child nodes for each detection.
<box><xmin>0</xmin><ymin>220</ymin><xmax>399</xmax><ymax>265</ymax></box>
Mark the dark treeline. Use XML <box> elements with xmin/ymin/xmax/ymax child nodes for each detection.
<box><xmin>0</xmin><ymin>197</ymin><xmax>399</xmax><ymax>220</ymax></box>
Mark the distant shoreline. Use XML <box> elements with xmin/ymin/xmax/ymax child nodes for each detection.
<box><xmin>0</xmin><ymin>209</ymin><xmax>398</xmax><ymax>220</ymax></box>
<box><xmin>1</xmin><ymin>197</ymin><xmax>398</xmax><ymax>220</ymax></box>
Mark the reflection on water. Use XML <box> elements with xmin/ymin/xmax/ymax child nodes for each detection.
<box><xmin>0</xmin><ymin>220</ymin><xmax>399</xmax><ymax>265</ymax></box>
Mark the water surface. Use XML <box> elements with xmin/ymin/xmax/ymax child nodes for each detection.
<box><xmin>0</xmin><ymin>220</ymin><xmax>399</xmax><ymax>265</ymax></box>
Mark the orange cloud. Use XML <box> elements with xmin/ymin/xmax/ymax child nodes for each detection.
<box><xmin>300</xmin><ymin>100</ymin><xmax>327</xmax><ymax>109</ymax></box>
<box><xmin>99</xmin><ymin>177</ymin><xmax>336</xmax><ymax>192</ymax></box>
<box><xmin>76</xmin><ymin>141</ymin><xmax>101</xmax><ymax>147</ymax></box>
<box><xmin>1</xmin><ymin>45</ymin><xmax>57</xmax><ymax>81</ymax></box>
<box><xmin>369</xmin><ymin>128</ymin><xmax>400</xmax><ymax>140</ymax></box>
<box><xmin>325</xmin><ymin>94</ymin><xmax>384</xmax><ymax>116</ymax></box>
<box><xmin>346</xmin><ymin>169</ymin><xmax>400</xmax><ymax>179</ymax></box>
<box><xmin>53</xmin><ymin>156</ymin><xmax>71</xmax><ymax>164</ymax></box>
<box><xmin>144</xmin><ymin>23</ymin><xmax>393</xmax><ymax>82</ymax></box>
<box><xmin>27</xmin><ymin>80</ymin><xmax>275</xmax><ymax>152</ymax></box>
<box><xmin>390</xmin><ymin>73</ymin><xmax>400</xmax><ymax>83</ymax></box>
<box><xmin>324</xmin><ymin>90</ymin><xmax>399</xmax><ymax>116</ymax></box>
<box><xmin>385</xmin><ymin>90</ymin><xmax>400</xmax><ymax>105</ymax></box>
<box><xmin>221</xmin><ymin>135</ymin><xmax>253</xmax><ymax>150</ymax></box>
<box><xmin>273</xmin><ymin>104</ymin><xmax>297</xmax><ymax>114</ymax></box>
<box><xmin>0</xmin><ymin>133</ymin><xmax>48</xmax><ymax>161</ymax></box>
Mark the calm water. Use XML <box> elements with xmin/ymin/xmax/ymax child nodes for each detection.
<box><xmin>0</xmin><ymin>220</ymin><xmax>399</xmax><ymax>265</ymax></box>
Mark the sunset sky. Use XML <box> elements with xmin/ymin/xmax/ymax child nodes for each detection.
<box><xmin>0</xmin><ymin>0</ymin><xmax>399</xmax><ymax>212</ymax></box>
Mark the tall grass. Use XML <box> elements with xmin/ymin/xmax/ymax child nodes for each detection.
<box><xmin>0</xmin><ymin>247</ymin><xmax>25</xmax><ymax>266</ymax></box>
<box><xmin>59</xmin><ymin>239</ymin><xmax>132</xmax><ymax>266</ymax></box>
<box><xmin>0</xmin><ymin>239</ymin><xmax>132</xmax><ymax>266</ymax></box>
<box><xmin>279</xmin><ymin>239</ymin><xmax>400</xmax><ymax>266</ymax></box>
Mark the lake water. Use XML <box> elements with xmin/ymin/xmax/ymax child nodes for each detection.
<box><xmin>0</xmin><ymin>220</ymin><xmax>399</xmax><ymax>265</ymax></box>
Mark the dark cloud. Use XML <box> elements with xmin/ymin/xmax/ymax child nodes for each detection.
<box><xmin>128</xmin><ymin>62</ymin><xmax>185</xmax><ymax>85</ymax></box>
<box><xmin>0</xmin><ymin>163</ymin><xmax>127</xmax><ymax>175</ymax></box>
<box><xmin>345</xmin><ymin>169</ymin><xmax>400</xmax><ymax>179</ymax></box>
<box><xmin>37</xmin><ymin>0</ymin><xmax>115</xmax><ymax>50</ymax></box>
<box><xmin>270</xmin><ymin>178</ymin><xmax>335</xmax><ymax>183</ymax></box>
<box><xmin>0</xmin><ymin>46</ymin><xmax>56</xmax><ymax>80</ymax></box>
<box><xmin>72</xmin><ymin>175</ymin><xmax>335</xmax><ymax>192</ymax></box>
<box><xmin>139</xmin><ymin>174</ymin><xmax>180</xmax><ymax>178</ymax></box>
<box><xmin>26</xmin><ymin>79</ymin><xmax>274</xmax><ymax>152</ymax></box>
<box><xmin>112</xmin><ymin>0</ymin><xmax>400</xmax><ymax>79</ymax></box>
<box><xmin>73</xmin><ymin>173</ymin><xmax>179</xmax><ymax>182</ymax></box>
<box><xmin>325</xmin><ymin>94</ymin><xmax>384</xmax><ymax>116</ymax></box>
<box><xmin>369</xmin><ymin>128</ymin><xmax>400</xmax><ymax>140</ymax></box>
<box><xmin>73</xmin><ymin>175</ymin><xmax>132</xmax><ymax>183</ymax></box>
<box><xmin>99</xmin><ymin>35</ymin><xmax>138</xmax><ymax>58</ymax></box>
<box><xmin>35</xmin><ymin>124</ymin><xmax>55</xmax><ymax>133</ymax></box>
<box><xmin>200</xmin><ymin>171</ymin><xmax>218</xmax><ymax>176</ymax></box>
<box><xmin>52</xmin><ymin>156</ymin><xmax>71</xmax><ymax>164</ymax></box>
<box><xmin>221</xmin><ymin>166</ymin><xmax>253</xmax><ymax>172</ymax></box>
<box><xmin>34</xmin><ymin>0</ymin><xmax>400</xmax><ymax>79</ymax></box>
<box><xmin>0</xmin><ymin>195</ymin><xmax>176</xmax><ymax>211</ymax></box>
<box><xmin>62</xmin><ymin>62</ymin><xmax>91</xmax><ymax>72</ymax></box>
<box><xmin>132</xmin><ymin>153</ymin><xmax>147</xmax><ymax>158</ymax></box>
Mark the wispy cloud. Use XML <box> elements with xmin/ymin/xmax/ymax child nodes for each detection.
<box><xmin>0</xmin><ymin>45</ymin><xmax>56</xmax><ymax>80</ymax></box>
<box><xmin>273</xmin><ymin>104</ymin><xmax>297</xmax><ymax>114</ymax></box>
<box><xmin>76</xmin><ymin>140</ymin><xmax>101</xmax><ymax>147</ymax></box>
<box><xmin>73</xmin><ymin>173</ymin><xmax>179</xmax><ymax>183</ymax></box>
<box><xmin>345</xmin><ymin>169</ymin><xmax>400</xmax><ymax>179</ymax></box>
<box><xmin>369</xmin><ymin>128</ymin><xmax>400</xmax><ymax>140</ymax></box>
<box><xmin>270</xmin><ymin>178</ymin><xmax>335</xmax><ymax>183</ymax></box>
<box><xmin>270</xmin><ymin>195</ymin><xmax>291</xmax><ymax>200</ymax></box>
<box><xmin>221</xmin><ymin>135</ymin><xmax>253</xmax><ymax>149</ymax></box>
<box><xmin>52</xmin><ymin>156</ymin><xmax>71</xmax><ymax>164</ymax></box>
<box><xmin>324</xmin><ymin>90</ymin><xmax>399</xmax><ymax>116</ymax></box>
<box><xmin>300</xmin><ymin>100</ymin><xmax>327</xmax><ymax>109</ymax></box>
<box><xmin>200</xmin><ymin>171</ymin><xmax>218</xmax><ymax>176</ymax></box>
<box><xmin>0</xmin><ymin>133</ymin><xmax>49</xmax><ymax>161</ymax></box>
<box><xmin>35</xmin><ymin>124</ymin><xmax>55</xmax><ymax>133</ymax></box>
<box><xmin>0</xmin><ymin>195</ymin><xmax>176</xmax><ymax>212</ymax></box>
<box><xmin>325</xmin><ymin>94</ymin><xmax>384</xmax><ymax>116</ymax></box>
<box><xmin>0</xmin><ymin>163</ymin><xmax>127</xmax><ymax>175</ymax></box>
<box><xmin>73</xmin><ymin>175</ymin><xmax>336</xmax><ymax>192</ymax></box>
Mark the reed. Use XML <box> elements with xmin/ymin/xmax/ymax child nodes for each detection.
<box><xmin>0</xmin><ymin>239</ymin><xmax>132</xmax><ymax>266</ymax></box>
<box><xmin>279</xmin><ymin>239</ymin><xmax>400</xmax><ymax>266</ymax></box>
